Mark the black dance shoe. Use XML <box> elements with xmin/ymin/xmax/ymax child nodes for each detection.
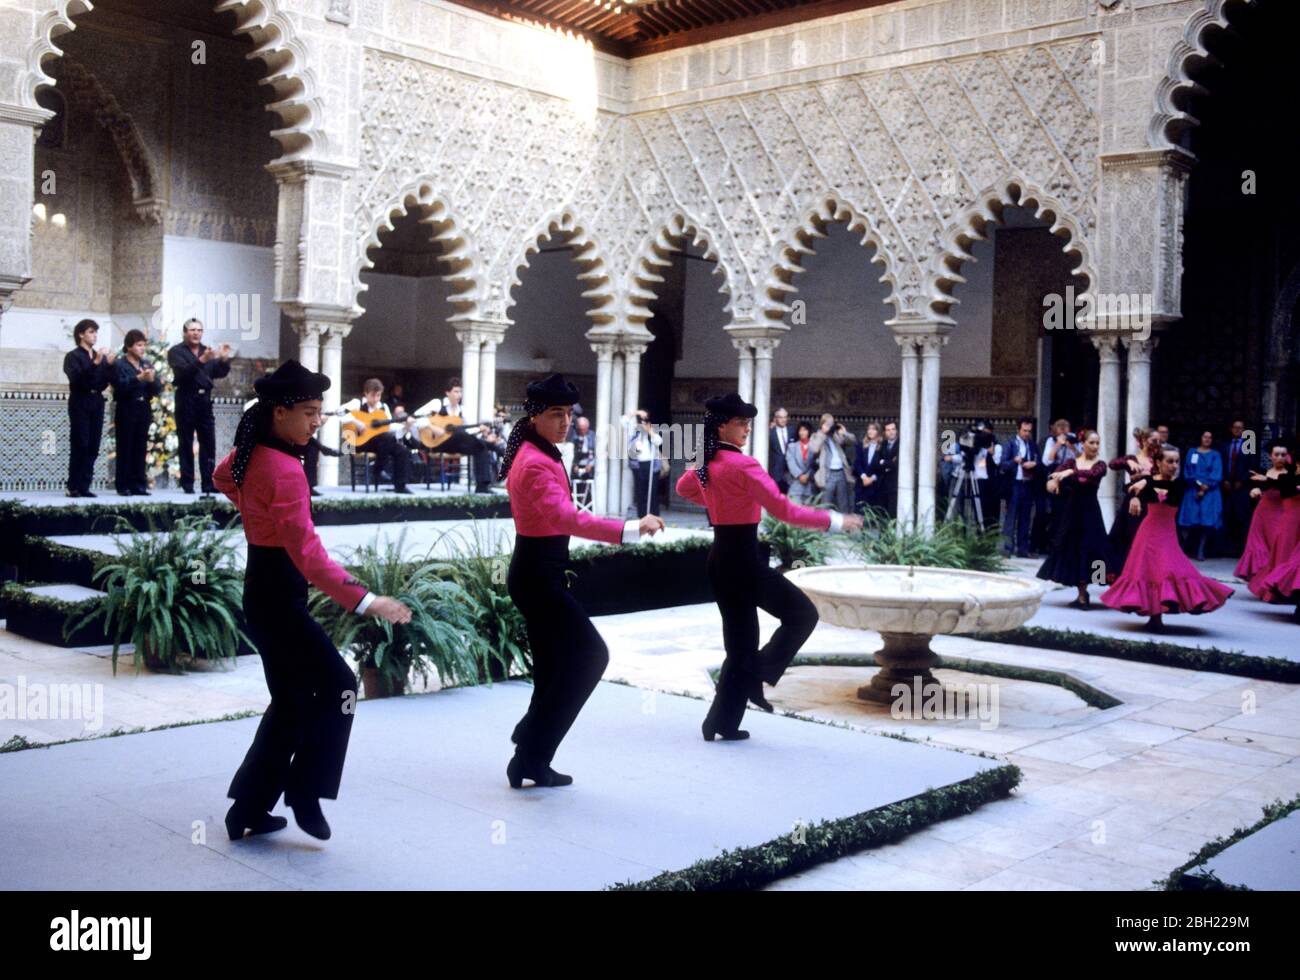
<box><xmin>506</xmin><ymin>752</ymin><xmax>574</xmax><ymax>789</ymax></box>
<box><xmin>748</xmin><ymin>679</ymin><xmax>775</xmax><ymax>713</ymax></box>
<box><xmin>290</xmin><ymin>799</ymin><xmax>332</xmax><ymax>840</ymax></box>
<box><xmin>82</xmin><ymin>490</ymin><xmax>98</xmax><ymax>498</ymax></box>
<box><xmin>392</xmin><ymin>486</ymin><xmax>414</xmax><ymax>495</ymax></box>
<box><xmin>702</xmin><ymin>721</ymin><xmax>750</xmax><ymax>742</ymax></box>
<box><xmin>225</xmin><ymin>802</ymin><xmax>288</xmax><ymax>841</ymax></box>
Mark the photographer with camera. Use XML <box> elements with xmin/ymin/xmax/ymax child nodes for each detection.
<box><xmin>627</xmin><ymin>408</ymin><xmax>664</xmax><ymax>517</ymax></box>
<box><xmin>809</xmin><ymin>413</ymin><xmax>856</xmax><ymax>514</ymax></box>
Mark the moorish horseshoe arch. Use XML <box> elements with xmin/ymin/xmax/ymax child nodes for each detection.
<box><xmin>501</xmin><ymin>209</ymin><xmax>615</xmax><ymax>327</ymax></box>
<box><xmin>353</xmin><ymin>180</ymin><xmax>483</xmax><ymax>324</ymax></box>
<box><xmin>54</xmin><ymin>60</ymin><xmax>161</xmax><ymax>220</ymax></box>
<box><xmin>929</xmin><ymin>179</ymin><xmax>1095</xmax><ymax>321</ymax></box>
<box><xmin>626</xmin><ymin>211</ymin><xmax>735</xmax><ymax>330</ymax></box>
<box><xmin>1150</xmin><ymin>0</ymin><xmax>1260</xmax><ymax>153</ymax></box>
<box><xmin>21</xmin><ymin>0</ymin><xmax>325</xmax><ymax>164</ymax></box>
<box><xmin>760</xmin><ymin>194</ymin><xmax>903</xmax><ymax>327</ymax></box>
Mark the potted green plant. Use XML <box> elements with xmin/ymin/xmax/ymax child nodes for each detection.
<box><xmin>65</xmin><ymin>515</ymin><xmax>251</xmax><ymax>674</ymax></box>
<box><xmin>311</xmin><ymin>530</ymin><xmax>484</xmax><ymax>697</ymax></box>
<box><xmin>431</xmin><ymin>521</ymin><xmax>530</xmax><ymax>684</ymax></box>
<box><xmin>760</xmin><ymin>493</ymin><xmax>834</xmax><ymax>572</ymax></box>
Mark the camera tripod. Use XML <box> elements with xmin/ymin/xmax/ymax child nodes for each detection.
<box><xmin>945</xmin><ymin>464</ymin><xmax>987</xmax><ymax>529</ymax></box>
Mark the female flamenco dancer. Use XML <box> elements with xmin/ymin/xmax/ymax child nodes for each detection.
<box><xmin>1238</xmin><ymin>441</ymin><xmax>1299</xmax><ymax>590</ymax></box>
<box><xmin>1106</xmin><ymin>428</ymin><xmax>1162</xmax><ymax>577</ymax></box>
<box><xmin>1037</xmin><ymin>428</ymin><xmax>1114</xmax><ymax>610</ymax></box>
<box><xmin>676</xmin><ymin>393</ymin><xmax>862</xmax><ymax>741</ymax></box>
<box><xmin>1100</xmin><ymin>445</ymin><xmax>1234</xmax><ymax>631</ymax></box>
<box><xmin>498</xmin><ymin>374</ymin><xmax>664</xmax><ymax>789</ymax></box>
<box><xmin>213</xmin><ymin>360</ymin><xmax>412</xmax><ymax>841</ymax></box>
<box><xmin>1252</xmin><ymin>451</ymin><xmax>1300</xmax><ymax>623</ymax></box>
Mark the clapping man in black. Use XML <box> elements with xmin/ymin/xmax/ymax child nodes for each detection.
<box><xmin>167</xmin><ymin>318</ymin><xmax>232</xmax><ymax>496</ymax></box>
<box><xmin>63</xmin><ymin>318</ymin><xmax>116</xmax><ymax>497</ymax></box>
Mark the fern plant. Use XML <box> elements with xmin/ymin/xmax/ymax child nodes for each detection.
<box><xmin>65</xmin><ymin>514</ymin><xmax>250</xmax><ymax>674</ymax></box>
<box><xmin>309</xmin><ymin>529</ymin><xmax>483</xmax><ymax>695</ymax></box>
<box><xmin>432</xmin><ymin>521</ymin><xmax>531</xmax><ymax>683</ymax></box>
<box><xmin>760</xmin><ymin>510</ymin><xmax>833</xmax><ymax>571</ymax></box>
<box><xmin>853</xmin><ymin>509</ymin><xmax>1008</xmax><ymax>572</ymax></box>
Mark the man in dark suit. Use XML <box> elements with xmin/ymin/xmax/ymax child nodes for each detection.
<box><xmin>570</xmin><ymin>415</ymin><xmax>596</xmax><ymax>506</ymax></box>
<box><xmin>1219</xmin><ymin>418</ymin><xmax>1257</xmax><ymax>556</ymax></box>
<box><xmin>1000</xmin><ymin>417</ymin><xmax>1039</xmax><ymax>558</ymax></box>
<box><xmin>767</xmin><ymin>407</ymin><xmax>794</xmax><ymax>493</ymax></box>
<box><xmin>878</xmin><ymin>421</ymin><xmax>900</xmax><ymax>517</ymax></box>
<box><xmin>167</xmin><ymin>318</ymin><xmax>232</xmax><ymax>495</ymax></box>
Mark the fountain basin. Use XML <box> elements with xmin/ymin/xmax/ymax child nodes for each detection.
<box><xmin>786</xmin><ymin>565</ymin><xmax>1048</xmax><ymax>704</ymax></box>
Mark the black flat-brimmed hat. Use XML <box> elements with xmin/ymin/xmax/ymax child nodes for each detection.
<box><xmin>253</xmin><ymin>359</ymin><xmax>330</xmax><ymax>401</ymax></box>
<box><xmin>526</xmin><ymin>373</ymin><xmax>580</xmax><ymax>409</ymax></box>
<box><xmin>704</xmin><ymin>392</ymin><xmax>758</xmax><ymax>419</ymax></box>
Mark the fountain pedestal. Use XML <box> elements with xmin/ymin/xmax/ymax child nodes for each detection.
<box><xmin>785</xmin><ymin>565</ymin><xmax>1048</xmax><ymax>706</ymax></box>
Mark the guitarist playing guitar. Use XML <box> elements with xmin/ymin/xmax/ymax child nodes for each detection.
<box><xmin>340</xmin><ymin>379</ymin><xmax>413</xmax><ymax>493</ymax></box>
<box><xmin>412</xmin><ymin>378</ymin><xmax>496</xmax><ymax>493</ymax></box>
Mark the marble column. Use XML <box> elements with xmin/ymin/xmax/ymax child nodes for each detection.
<box><xmin>916</xmin><ymin>332</ymin><xmax>948</xmax><ymax>531</ymax></box>
<box><xmin>477</xmin><ymin>336</ymin><xmax>498</xmax><ymax>426</ymax></box>
<box><xmin>591</xmin><ymin>342</ymin><xmax>616</xmax><ymax>516</ymax></box>
<box><xmin>608</xmin><ymin>349</ymin><xmax>625</xmax><ymax>518</ymax></box>
<box><xmin>318</xmin><ymin>322</ymin><xmax>349</xmax><ymax>487</ymax></box>
<box><xmin>895</xmin><ymin>336</ymin><xmax>920</xmax><ymax>531</ymax></box>
<box><xmin>732</xmin><ymin>339</ymin><xmax>755</xmax><ymax>454</ymax></box>
<box><xmin>621</xmin><ymin>341</ymin><xmax>646</xmax><ymax>516</ymax></box>
<box><xmin>1123</xmin><ymin>334</ymin><xmax>1159</xmax><ymax>444</ymax></box>
<box><xmin>1092</xmin><ymin>334</ymin><xmax>1122</xmax><ymax>527</ymax></box>
<box><xmin>295</xmin><ymin>321</ymin><xmax>322</xmax><ymax>374</ymax></box>
<box><xmin>456</xmin><ymin>328</ymin><xmax>482</xmax><ymax>430</ymax></box>
<box><xmin>750</xmin><ymin>338</ymin><xmax>779</xmax><ymax>471</ymax></box>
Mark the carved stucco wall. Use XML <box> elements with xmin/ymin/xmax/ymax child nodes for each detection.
<box><xmin>354</xmin><ymin>33</ymin><xmax>1101</xmax><ymax>337</ymax></box>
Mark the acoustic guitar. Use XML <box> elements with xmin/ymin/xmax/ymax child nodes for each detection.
<box><xmin>340</xmin><ymin>407</ymin><xmax>426</xmax><ymax>450</ymax></box>
<box><xmin>419</xmin><ymin>413</ymin><xmax>464</xmax><ymax>450</ymax></box>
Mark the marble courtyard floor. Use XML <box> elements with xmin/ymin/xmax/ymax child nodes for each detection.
<box><xmin>2</xmin><ymin>594</ymin><xmax>1297</xmax><ymax>890</ymax></box>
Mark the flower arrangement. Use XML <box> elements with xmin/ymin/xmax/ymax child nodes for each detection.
<box><xmin>141</xmin><ymin>336</ymin><xmax>179</xmax><ymax>483</ymax></box>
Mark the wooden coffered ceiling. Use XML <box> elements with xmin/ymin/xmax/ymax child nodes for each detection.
<box><xmin>444</xmin><ymin>0</ymin><xmax>898</xmax><ymax>58</ymax></box>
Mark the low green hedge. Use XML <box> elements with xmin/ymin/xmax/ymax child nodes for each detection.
<box><xmin>1</xmin><ymin>581</ymin><xmax>107</xmax><ymax>647</ymax></box>
<box><xmin>1161</xmin><ymin>792</ymin><xmax>1300</xmax><ymax>891</ymax></box>
<box><xmin>970</xmin><ymin>625</ymin><xmax>1300</xmax><ymax>684</ymax></box>
<box><xmin>608</xmin><ymin>763</ymin><xmax>1021</xmax><ymax>890</ymax></box>
<box><xmin>0</xmin><ymin>493</ymin><xmax>509</xmax><ymax>547</ymax></box>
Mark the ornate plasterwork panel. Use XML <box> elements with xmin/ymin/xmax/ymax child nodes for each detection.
<box><xmin>356</xmin><ymin>37</ymin><xmax>1100</xmax><ymax>333</ymax></box>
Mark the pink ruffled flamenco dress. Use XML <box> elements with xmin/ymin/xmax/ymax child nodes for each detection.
<box><xmin>1102</xmin><ymin>478</ymin><xmax>1234</xmax><ymax>617</ymax></box>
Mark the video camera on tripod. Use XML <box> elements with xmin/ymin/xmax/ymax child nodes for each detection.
<box><xmin>956</xmin><ymin>420</ymin><xmax>996</xmax><ymax>472</ymax></box>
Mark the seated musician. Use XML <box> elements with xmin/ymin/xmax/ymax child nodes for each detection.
<box><xmin>411</xmin><ymin>377</ymin><xmax>495</xmax><ymax>493</ymax></box>
<box><xmin>340</xmin><ymin>378</ymin><xmax>413</xmax><ymax>494</ymax></box>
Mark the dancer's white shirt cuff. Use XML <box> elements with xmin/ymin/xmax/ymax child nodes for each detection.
<box><xmin>355</xmin><ymin>591</ymin><xmax>376</xmax><ymax>614</ymax></box>
<box><xmin>622</xmin><ymin>520</ymin><xmax>641</xmax><ymax>543</ymax></box>
<box><xmin>827</xmin><ymin>511</ymin><xmax>844</xmax><ymax>533</ymax></box>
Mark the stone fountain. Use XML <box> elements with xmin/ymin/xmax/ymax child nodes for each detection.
<box><xmin>785</xmin><ymin>564</ymin><xmax>1048</xmax><ymax>704</ymax></box>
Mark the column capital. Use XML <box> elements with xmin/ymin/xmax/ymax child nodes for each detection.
<box><xmin>750</xmin><ymin>338</ymin><xmax>780</xmax><ymax>358</ymax></box>
<box><xmin>0</xmin><ymin>103</ymin><xmax>51</xmax><ymax>127</ymax></box>
<box><xmin>724</xmin><ymin>322</ymin><xmax>789</xmax><ymax>344</ymax></box>
<box><xmin>1120</xmin><ymin>333</ymin><xmax>1160</xmax><ymax>359</ymax></box>
<box><xmin>590</xmin><ymin>340</ymin><xmax>619</xmax><ymax>360</ymax></box>
<box><xmin>1099</xmin><ymin>148</ymin><xmax>1195</xmax><ymax>176</ymax></box>
<box><xmin>917</xmin><ymin>333</ymin><xmax>948</xmax><ymax>356</ymax></box>
<box><xmin>1090</xmin><ymin>334</ymin><xmax>1121</xmax><ymax>360</ymax></box>
<box><xmin>264</xmin><ymin>159</ymin><xmax>357</xmax><ymax>183</ymax></box>
<box><xmin>453</xmin><ymin>318</ymin><xmax>509</xmax><ymax>345</ymax></box>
